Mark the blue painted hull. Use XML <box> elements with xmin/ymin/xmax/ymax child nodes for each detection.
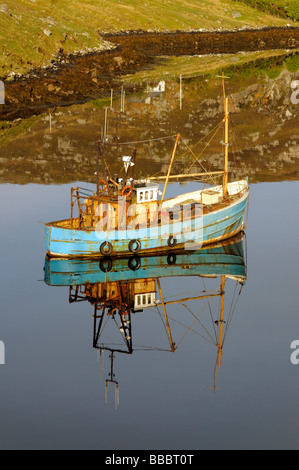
<box><xmin>44</xmin><ymin>234</ymin><xmax>246</xmax><ymax>286</ymax></box>
<box><xmin>45</xmin><ymin>189</ymin><xmax>249</xmax><ymax>259</ymax></box>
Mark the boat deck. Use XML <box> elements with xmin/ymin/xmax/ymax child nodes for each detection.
<box><xmin>48</xmin><ymin>181</ymin><xmax>248</xmax><ymax>232</ymax></box>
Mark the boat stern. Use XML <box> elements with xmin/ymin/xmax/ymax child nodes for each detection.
<box><xmin>44</xmin><ymin>224</ymin><xmax>51</xmax><ymax>256</ymax></box>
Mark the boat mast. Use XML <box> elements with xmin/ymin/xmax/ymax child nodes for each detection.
<box><xmin>217</xmin><ymin>275</ymin><xmax>226</xmax><ymax>369</ymax></box>
<box><xmin>160</xmin><ymin>133</ymin><xmax>180</xmax><ymax>205</ymax></box>
<box><xmin>223</xmin><ymin>97</ymin><xmax>229</xmax><ymax>198</ymax></box>
<box><xmin>213</xmin><ymin>274</ymin><xmax>226</xmax><ymax>392</ymax></box>
<box><xmin>157</xmin><ymin>279</ymin><xmax>176</xmax><ymax>352</ymax></box>
<box><xmin>222</xmin><ymin>80</ymin><xmax>229</xmax><ymax>197</ymax></box>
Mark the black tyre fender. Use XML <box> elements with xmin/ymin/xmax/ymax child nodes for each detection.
<box><xmin>167</xmin><ymin>253</ymin><xmax>176</xmax><ymax>265</ymax></box>
<box><xmin>99</xmin><ymin>257</ymin><xmax>113</xmax><ymax>273</ymax></box>
<box><xmin>167</xmin><ymin>235</ymin><xmax>177</xmax><ymax>248</ymax></box>
<box><xmin>128</xmin><ymin>239</ymin><xmax>141</xmax><ymax>253</ymax></box>
<box><xmin>100</xmin><ymin>241</ymin><xmax>113</xmax><ymax>256</ymax></box>
<box><xmin>128</xmin><ymin>256</ymin><xmax>141</xmax><ymax>271</ymax></box>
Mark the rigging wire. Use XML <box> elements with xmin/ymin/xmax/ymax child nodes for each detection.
<box><xmin>101</xmin><ymin>114</ymin><xmax>228</xmax><ymax>185</ymax></box>
<box><xmin>111</xmin><ymin>134</ymin><xmax>178</xmax><ymax>146</ymax></box>
<box><xmin>230</xmin><ymin>124</ymin><xmax>247</xmax><ymax>177</ymax></box>
<box><xmin>155</xmin><ymin>304</ymin><xmax>172</xmax><ymax>344</ymax></box>
<box><xmin>202</xmin><ymin>277</ymin><xmax>218</xmax><ymax>343</ymax></box>
<box><xmin>222</xmin><ymin>282</ymin><xmax>244</xmax><ymax>347</ymax></box>
<box><xmin>115</xmin><ymin>119</ymin><xmax>225</xmax><ymax>183</ymax></box>
<box><xmin>150</xmin><ymin>302</ymin><xmax>216</xmax><ymax>346</ymax></box>
<box><xmin>182</xmin><ymin>121</ymin><xmax>224</xmax><ymax>178</ymax></box>
<box><xmin>173</xmin><ymin>119</ymin><xmax>224</xmax><ymax>163</ymax></box>
<box><xmin>167</xmin><ymin>121</ymin><xmax>225</xmax><ymax>185</ymax></box>
<box><xmin>159</xmin><ymin>310</ymin><xmax>214</xmax><ymax>342</ymax></box>
<box><xmin>174</xmin><ymin>302</ymin><xmax>216</xmax><ymax>350</ymax></box>
<box><xmin>182</xmin><ymin>303</ymin><xmax>217</xmax><ymax>345</ymax></box>
<box><xmin>179</xmin><ymin>134</ymin><xmax>219</xmax><ymax>185</ymax></box>
<box><xmin>222</xmin><ymin>280</ymin><xmax>238</xmax><ymax>344</ymax></box>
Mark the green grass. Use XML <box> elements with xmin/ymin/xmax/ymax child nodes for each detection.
<box><xmin>0</xmin><ymin>115</ymin><xmax>42</xmax><ymax>147</ymax></box>
<box><xmin>0</xmin><ymin>0</ymin><xmax>295</xmax><ymax>76</ymax></box>
<box><xmin>122</xmin><ymin>49</ymin><xmax>299</xmax><ymax>82</ymax></box>
<box><xmin>232</xmin><ymin>0</ymin><xmax>299</xmax><ymax>21</ymax></box>
<box><xmin>285</xmin><ymin>53</ymin><xmax>299</xmax><ymax>71</ymax></box>
<box><xmin>219</xmin><ymin>50</ymin><xmax>294</xmax><ymax>78</ymax></box>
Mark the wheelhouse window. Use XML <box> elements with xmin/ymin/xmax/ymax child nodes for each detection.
<box><xmin>136</xmin><ymin>185</ymin><xmax>159</xmax><ymax>204</ymax></box>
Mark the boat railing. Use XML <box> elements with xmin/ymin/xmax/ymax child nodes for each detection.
<box><xmin>70</xmin><ymin>186</ymin><xmax>123</xmax><ymax>230</ymax></box>
<box><xmin>204</xmin><ymin>184</ymin><xmax>248</xmax><ymax>212</ymax></box>
<box><xmin>69</xmin><ymin>180</ymin><xmax>248</xmax><ymax>231</ymax></box>
<box><xmin>71</xmin><ymin>187</ymin><xmax>91</xmax><ymax>228</ymax></box>
<box><xmin>71</xmin><ymin>187</ymin><xmax>105</xmax><ymax>229</ymax></box>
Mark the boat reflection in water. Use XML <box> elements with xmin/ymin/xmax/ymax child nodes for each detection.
<box><xmin>44</xmin><ymin>232</ymin><xmax>247</xmax><ymax>406</ymax></box>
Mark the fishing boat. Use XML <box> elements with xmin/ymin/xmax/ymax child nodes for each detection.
<box><xmin>45</xmin><ymin>93</ymin><xmax>249</xmax><ymax>259</ymax></box>
<box><xmin>44</xmin><ymin>234</ymin><xmax>247</xmax><ymax>399</ymax></box>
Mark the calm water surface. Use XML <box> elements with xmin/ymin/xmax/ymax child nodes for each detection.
<box><xmin>0</xmin><ymin>179</ymin><xmax>298</xmax><ymax>450</ymax></box>
<box><xmin>0</xmin><ymin>59</ymin><xmax>299</xmax><ymax>450</ymax></box>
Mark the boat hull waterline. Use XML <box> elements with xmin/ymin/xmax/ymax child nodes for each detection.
<box><xmin>44</xmin><ymin>234</ymin><xmax>246</xmax><ymax>286</ymax></box>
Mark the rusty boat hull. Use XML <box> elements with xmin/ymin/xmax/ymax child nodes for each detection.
<box><xmin>44</xmin><ymin>233</ymin><xmax>246</xmax><ymax>287</ymax></box>
<box><xmin>45</xmin><ymin>183</ymin><xmax>249</xmax><ymax>259</ymax></box>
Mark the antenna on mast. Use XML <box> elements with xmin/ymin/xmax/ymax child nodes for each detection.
<box><xmin>105</xmin><ymin>351</ymin><xmax>120</xmax><ymax>410</ymax></box>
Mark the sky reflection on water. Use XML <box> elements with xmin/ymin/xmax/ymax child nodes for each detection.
<box><xmin>0</xmin><ymin>179</ymin><xmax>298</xmax><ymax>449</ymax></box>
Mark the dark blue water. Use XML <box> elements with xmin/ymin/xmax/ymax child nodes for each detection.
<box><xmin>0</xmin><ymin>179</ymin><xmax>298</xmax><ymax>450</ymax></box>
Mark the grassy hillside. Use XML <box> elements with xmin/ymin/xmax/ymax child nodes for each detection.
<box><xmin>233</xmin><ymin>0</ymin><xmax>299</xmax><ymax>22</ymax></box>
<box><xmin>0</xmin><ymin>0</ymin><xmax>296</xmax><ymax>76</ymax></box>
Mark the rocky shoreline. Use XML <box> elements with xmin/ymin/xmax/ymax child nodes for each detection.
<box><xmin>1</xmin><ymin>63</ymin><xmax>298</xmax><ymax>185</ymax></box>
<box><xmin>1</xmin><ymin>26</ymin><xmax>299</xmax><ymax>121</ymax></box>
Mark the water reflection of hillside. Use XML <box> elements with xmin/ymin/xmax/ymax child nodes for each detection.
<box><xmin>0</xmin><ymin>68</ymin><xmax>298</xmax><ymax>184</ymax></box>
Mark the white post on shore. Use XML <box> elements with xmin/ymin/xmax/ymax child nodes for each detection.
<box><xmin>179</xmin><ymin>74</ymin><xmax>182</xmax><ymax>110</ymax></box>
<box><xmin>104</xmin><ymin>107</ymin><xmax>109</xmax><ymax>140</ymax></box>
<box><xmin>120</xmin><ymin>86</ymin><xmax>125</xmax><ymax>113</ymax></box>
